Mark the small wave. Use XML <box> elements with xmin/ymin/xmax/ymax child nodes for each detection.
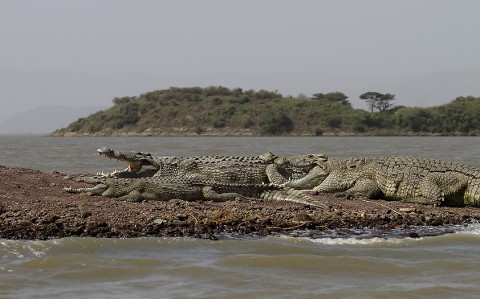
<box><xmin>283</xmin><ymin>225</ymin><xmax>461</xmax><ymax>239</ymax></box>
<box><xmin>307</xmin><ymin>236</ymin><xmax>420</xmax><ymax>246</ymax></box>
<box><xmin>0</xmin><ymin>239</ymin><xmax>49</xmax><ymax>267</ymax></box>
<box><xmin>456</xmin><ymin>220</ymin><xmax>480</xmax><ymax>235</ymax></box>
<box><xmin>274</xmin><ymin>224</ymin><xmax>470</xmax><ymax>247</ymax></box>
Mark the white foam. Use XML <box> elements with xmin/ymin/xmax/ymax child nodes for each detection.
<box><xmin>306</xmin><ymin>236</ymin><xmax>420</xmax><ymax>246</ymax></box>
<box><xmin>0</xmin><ymin>240</ymin><xmax>49</xmax><ymax>266</ymax></box>
<box><xmin>275</xmin><ymin>234</ymin><xmax>421</xmax><ymax>247</ymax></box>
<box><xmin>456</xmin><ymin>221</ymin><xmax>480</xmax><ymax>235</ymax></box>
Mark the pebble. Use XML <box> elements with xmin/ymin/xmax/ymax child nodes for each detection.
<box><xmin>399</xmin><ymin>207</ymin><xmax>416</xmax><ymax>213</ymax></box>
<box><xmin>177</xmin><ymin>214</ymin><xmax>188</xmax><ymax>221</ymax></box>
<box><xmin>153</xmin><ymin>218</ymin><xmax>166</xmax><ymax>225</ymax></box>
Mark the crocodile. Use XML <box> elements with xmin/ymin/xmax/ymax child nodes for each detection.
<box><xmin>311</xmin><ymin>156</ymin><xmax>480</xmax><ymax>207</ymax></box>
<box><xmin>64</xmin><ymin>176</ymin><xmax>324</xmax><ymax>207</ymax></box>
<box><xmin>95</xmin><ymin>147</ymin><xmax>323</xmax><ymax>186</ymax></box>
<box><xmin>96</xmin><ymin>147</ymin><xmax>276</xmax><ymax>178</ymax></box>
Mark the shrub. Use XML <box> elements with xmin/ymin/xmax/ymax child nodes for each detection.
<box><xmin>260</xmin><ymin>112</ymin><xmax>294</xmax><ymax>135</ymax></box>
<box><xmin>195</xmin><ymin>126</ymin><xmax>204</xmax><ymax>135</ymax></box>
<box><xmin>213</xmin><ymin>119</ymin><xmax>225</xmax><ymax>128</ymax></box>
<box><xmin>212</xmin><ymin>97</ymin><xmax>223</xmax><ymax>105</ymax></box>
<box><xmin>314</xmin><ymin>127</ymin><xmax>324</xmax><ymax>136</ymax></box>
<box><xmin>327</xmin><ymin>116</ymin><xmax>342</xmax><ymax>128</ymax></box>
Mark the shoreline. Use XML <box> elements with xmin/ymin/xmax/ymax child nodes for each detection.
<box><xmin>1</xmin><ymin>166</ymin><xmax>480</xmax><ymax>240</ymax></box>
<box><xmin>48</xmin><ymin>131</ymin><xmax>472</xmax><ymax>137</ymax></box>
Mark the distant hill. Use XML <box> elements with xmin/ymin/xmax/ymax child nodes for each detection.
<box><xmin>0</xmin><ymin>105</ymin><xmax>106</xmax><ymax>134</ymax></box>
<box><xmin>51</xmin><ymin>87</ymin><xmax>480</xmax><ymax>136</ymax></box>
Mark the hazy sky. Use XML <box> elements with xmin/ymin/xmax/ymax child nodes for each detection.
<box><xmin>1</xmin><ymin>0</ymin><xmax>480</xmax><ymax>124</ymax></box>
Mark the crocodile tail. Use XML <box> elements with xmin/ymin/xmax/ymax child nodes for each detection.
<box><xmin>259</xmin><ymin>187</ymin><xmax>325</xmax><ymax>208</ymax></box>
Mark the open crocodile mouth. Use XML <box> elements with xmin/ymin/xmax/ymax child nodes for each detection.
<box><xmin>97</xmin><ymin>147</ymin><xmax>153</xmax><ymax>174</ymax></box>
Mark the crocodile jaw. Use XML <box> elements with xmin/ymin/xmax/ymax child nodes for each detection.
<box><xmin>64</xmin><ymin>183</ymin><xmax>108</xmax><ymax>196</ymax></box>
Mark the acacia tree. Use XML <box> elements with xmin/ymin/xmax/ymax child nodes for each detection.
<box><xmin>359</xmin><ymin>92</ymin><xmax>395</xmax><ymax>112</ymax></box>
<box><xmin>312</xmin><ymin>92</ymin><xmax>351</xmax><ymax>107</ymax></box>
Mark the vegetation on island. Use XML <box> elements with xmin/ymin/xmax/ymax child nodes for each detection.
<box><xmin>51</xmin><ymin>86</ymin><xmax>480</xmax><ymax>136</ymax></box>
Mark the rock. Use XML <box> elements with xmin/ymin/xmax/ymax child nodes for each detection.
<box><xmin>177</xmin><ymin>214</ymin><xmax>188</xmax><ymax>221</ymax></box>
<box><xmin>399</xmin><ymin>207</ymin><xmax>416</xmax><ymax>213</ymax></box>
<box><xmin>153</xmin><ymin>218</ymin><xmax>167</xmax><ymax>225</ymax></box>
<box><xmin>82</xmin><ymin>212</ymin><xmax>92</xmax><ymax>218</ymax></box>
<box><xmin>293</xmin><ymin>212</ymin><xmax>313</xmax><ymax>222</ymax></box>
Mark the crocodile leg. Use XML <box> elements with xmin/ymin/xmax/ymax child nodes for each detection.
<box><xmin>411</xmin><ymin>172</ymin><xmax>467</xmax><ymax>206</ymax></box>
<box><xmin>312</xmin><ymin>170</ymin><xmax>356</xmax><ymax>193</ymax></box>
<box><xmin>117</xmin><ymin>190</ymin><xmax>144</xmax><ymax>202</ymax></box>
<box><xmin>372</xmin><ymin>171</ymin><xmax>444</xmax><ymax>205</ymax></box>
<box><xmin>344</xmin><ymin>177</ymin><xmax>383</xmax><ymax>199</ymax></box>
<box><xmin>265</xmin><ymin>164</ymin><xmax>290</xmax><ymax>184</ymax></box>
<box><xmin>465</xmin><ymin>179</ymin><xmax>480</xmax><ymax>206</ymax></box>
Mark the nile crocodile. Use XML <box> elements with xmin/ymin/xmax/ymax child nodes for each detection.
<box><xmin>64</xmin><ymin>176</ymin><xmax>324</xmax><ymax>207</ymax></box>
<box><xmin>96</xmin><ymin>147</ymin><xmax>322</xmax><ymax>186</ymax></box>
<box><xmin>311</xmin><ymin>156</ymin><xmax>480</xmax><ymax>207</ymax></box>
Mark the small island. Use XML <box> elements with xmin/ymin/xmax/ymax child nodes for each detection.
<box><xmin>50</xmin><ymin>86</ymin><xmax>480</xmax><ymax>137</ymax></box>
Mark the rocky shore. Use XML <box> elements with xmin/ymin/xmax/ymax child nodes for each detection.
<box><xmin>1</xmin><ymin>165</ymin><xmax>479</xmax><ymax>240</ymax></box>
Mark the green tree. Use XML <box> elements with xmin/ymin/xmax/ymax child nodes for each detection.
<box><xmin>312</xmin><ymin>92</ymin><xmax>351</xmax><ymax>107</ymax></box>
<box><xmin>376</xmin><ymin>93</ymin><xmax>395</xmax><ymax>111</ymax></box>
<box><xmin>359</xmin><ymin>92</ymin><xmax>395</xmax><ymax>112</ymax></box>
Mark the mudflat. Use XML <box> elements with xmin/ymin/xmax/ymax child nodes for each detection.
<box><xmin>1</xmin><ymin>165</ymin><xmax>479</xmax><ymax>240</ymax></box>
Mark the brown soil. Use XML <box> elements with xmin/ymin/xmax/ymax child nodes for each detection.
<box><xmin>1</xmin><ymin>165</ymin><xmax>479</xmax><ymax>240</ymax></box>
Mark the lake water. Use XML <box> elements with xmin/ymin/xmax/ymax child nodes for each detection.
<box><xmin>1</xmin><ymin>136</ymin><xmax>480</xmax><ymax>298</ymax></box>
